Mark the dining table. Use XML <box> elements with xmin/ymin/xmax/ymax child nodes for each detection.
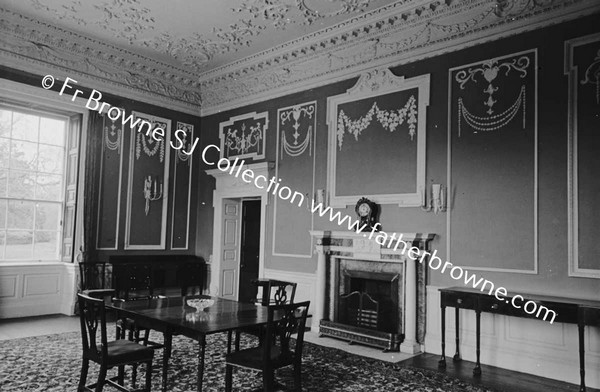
<box><xmin>109</xmin><ymin>295</ymin><xmax>271</xmax><ymax>392</ymax></box>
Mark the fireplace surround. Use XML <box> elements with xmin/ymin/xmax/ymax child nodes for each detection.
<box><xmin>310</xmin><ymin>231</ymin><xmax>435</xmax><ymax>354</ymax></box>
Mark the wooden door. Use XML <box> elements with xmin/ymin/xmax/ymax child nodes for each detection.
<box><xmin>220</xmin><ymin>198</ymin><xmax>241</xmax><ymax>300</ymax></box>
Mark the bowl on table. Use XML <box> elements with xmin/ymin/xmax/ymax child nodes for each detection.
<box><xmin>187</xmin><ymin>298</ymin><xmax>214</xmax><ymax>312</ymax></box>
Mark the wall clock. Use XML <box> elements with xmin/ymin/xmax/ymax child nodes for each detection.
<box><xmin>355</xmin><ymin>197</ymin><xmax>379</xmax><ymax>232</ymax></box>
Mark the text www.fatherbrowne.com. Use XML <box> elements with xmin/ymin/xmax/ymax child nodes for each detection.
<box><xmin>197</xmin><ymin>144</ymin><xmax>557</xmax><ymax>325</ymax></box>
<box><xmin>43</xmin><ymin>75</ymin><xmax>557</xmax><ymax>325</ymax></box>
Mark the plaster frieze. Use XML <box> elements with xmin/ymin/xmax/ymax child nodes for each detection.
<box><xmin>198</xmin><ymin>0</ymin><xmax>600</xmax><ymax>115</ymax></box>
<box><xmin>0</xmin><ymin>7</ymin><xmax>202</xmax><ymax>115</ymax></box>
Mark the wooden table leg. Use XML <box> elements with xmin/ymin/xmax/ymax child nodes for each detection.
<box><xmin>579</xmin><ymin>321</ymin><xmax>586</xmax><ymax>392</ymax></box>
<box><xmin>439</xmin><ymin>304</ymin><xmax>446</xmax><ymax>369</ymax></box>
<box><xmin>454</xmin><ymin>306</ymin><xmax>461</xmax><ymax>361</ymax></box>
<box><xmin>473</xmin><ymin>309</ymin><xmax>482</xmax><ymax>376</ymax></box>
<box><xmin>197</xmin><ymin>334</ymin><xmax>206</xmax><ymax>391</ymax></box>
<box><xmin>227</xmin><ymin>330</ymin><xmax>232</xmax><ymax>355</ymax></box>
<box><xmin>162</xmin><ymin>332</ymin><xmax>172</xmax><ymax>392</ymax></box>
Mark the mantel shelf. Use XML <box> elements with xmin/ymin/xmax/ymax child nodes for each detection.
<box><xmin>309</xmin><ymin>230</ymin><xmax>436</xmax><ymax>243</ymax></box>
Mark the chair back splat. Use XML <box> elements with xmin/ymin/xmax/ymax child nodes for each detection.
<box><xmin>79</xmin><ymin>294</ymin><xmax>108</xmax><ymax>362</ymax></box>
<box><xmin>266</xmin><ymin>301</ymin><xmax>310</xmax><ymax>363</ymax></box>
<box><xmin>254</xmin><ymin>279</ymin><xmax>297</xmax><ymax>306</ymax></box>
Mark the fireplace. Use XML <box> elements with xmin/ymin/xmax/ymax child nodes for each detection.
<box><xmin>310</xmin><ymin>230</ymin><xmax>435</xmax><ymax>354</ymax></box>
<box><xmin>339</xmin><ymin>271</ymin><xmax>399</xmax><ymax>334</ymax></box>
<box><xmin>321</xmin><ymin>258</ymin><xmax>404</xmax><ymax>351</ymax></box>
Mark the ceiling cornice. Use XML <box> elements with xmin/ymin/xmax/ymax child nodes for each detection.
<box><xmin>0</xmin><ymin>1</ymin><xmax>598</xmax><ymax>117</ymax></box>
<box><xmin>198</xmin><ymin>0</ymin><xmax>600</xmax><ymax>116</ymax></box>
<box><xmin>0</xmin><ymin>7</ymin><xmax>202</xmax><ymax>116</ymax></box>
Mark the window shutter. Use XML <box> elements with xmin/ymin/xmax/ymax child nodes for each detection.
<box><xmin>62</xmin><ymin>113</ymin><xmax>82</xmax><ymax>262</ymax></box>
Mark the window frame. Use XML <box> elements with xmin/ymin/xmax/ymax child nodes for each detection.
<box><xmin>0</xmin><ymin>79</ymin><xmax>88</xmax><ymax>265</ymax></box>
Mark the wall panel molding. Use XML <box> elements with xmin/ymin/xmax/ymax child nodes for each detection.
<box><xmin>124</xmin><ymin>112</ymin><xmax>171</xmax><ymax>250</ymax></box>
<box><xmin>447</xmin><ymin>49</ymin><xmax>538</xmax><ymax>274</ymax></box>
<box><xmin>96</xmin><ymin>110</ymin><xmax>125</xmax><ymax>250</ymax></box>
<box><xmin>272</xmin><ymin>100</ymin><xmax>316</xmax><ymax>258</ymax></box>
<box><xmin>0</xmin><ymin>263</ymin><xmax>76</xmax><ymax>318</ymax></box>
<box><xmin>565</xmin><ymin>32</ymin><xmax>600</xmax><ymax>279</ymax></box>
<box><xmin>170</xmin><ymin>121</ymin><xmax>194</xmax><ymax>250</ymax></box>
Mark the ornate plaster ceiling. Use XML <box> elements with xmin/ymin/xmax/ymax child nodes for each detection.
<box><xmin>4</xmin><ymin>0</ymin><xmax>396</xmax><ymax>74</ymax></box>
<box><xmin>1</xmin><ymin>0</ymin><xmax>599</xmax><ymax>115</ymax></box>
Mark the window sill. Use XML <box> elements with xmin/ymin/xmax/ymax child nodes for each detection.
<box><xmin>0</xmin><ymin>261</ymin><xmax>72</xmax><ymax>268</ymax></box>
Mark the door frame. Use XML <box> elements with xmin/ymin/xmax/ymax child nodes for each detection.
<box><xmin>206</xmin><ymin>162</ymin><xmax>273</xmax><ymax>299</ymax></box>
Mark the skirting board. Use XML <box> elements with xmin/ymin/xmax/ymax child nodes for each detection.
<box><xmin>424</xmin><ymin>285</ymin><xmax>600</xmax><ymax>389</ymax></box>
<box><xmin>0</xmin><ymin>263</ymin><xmax>77</xmax><ymax>319</ymax></box>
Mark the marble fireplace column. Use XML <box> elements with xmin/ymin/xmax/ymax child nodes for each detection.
<box><xmin>313</xmin><ymin>243</ymin><xmax>327</xmax><ymax>331</ymax></box>
<box><xmin>400</xmin><ymin>257</ymin><xmax>420</xmax><ymax>353</ymax></box>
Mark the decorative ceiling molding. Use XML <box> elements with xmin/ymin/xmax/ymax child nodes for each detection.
<box><xmin>0</xmin><ymin>1</ymin><xmax>598</xmax><ymax>117</ymax></box>
<box><xmin>198</xmin><ymin>0</ymin><xmax>600</xmax><ymax>115</ymax></box>
<box><xmin>0</xmin><ymin>7</ymin><xmax>202</xmax><ymax>115</ymax></box>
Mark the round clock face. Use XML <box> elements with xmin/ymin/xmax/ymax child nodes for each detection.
<box><xmin>358</xmin><ymin>202</ymin><xmax>371</xmax><ymax>217</ymax></box>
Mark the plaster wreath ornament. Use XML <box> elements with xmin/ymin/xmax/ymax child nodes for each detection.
<box><xmin>336</xmin><ymin>95</ymin><xmax>417</xmax><ymax>150</ymax></box>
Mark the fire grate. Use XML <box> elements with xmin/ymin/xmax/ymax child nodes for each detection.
<box><xmin>340</xmin><ymin>291</ymin><xmax>380</xmax><ymax>330</ymax></box>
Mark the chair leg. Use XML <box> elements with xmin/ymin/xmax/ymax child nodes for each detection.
<box><xmin>225</xmin><ymin>364</ymin><xmax>233</xmax><ymax>392</ymax></box>
<box><xmin>263</xmin><ymin>370</ymin><xmax>275</xmax><ymax>392</ymax></box>
<box><xmin>117</xmin><ymin>365</ymin><xmax>125</xmax><ymax>385</ymax></box>
<box><xmin>235</xmin><ymin>330</ymin><xmax>241</xmax><ymax>352</ymax></box>
<box><xmin>294</xmin><ymin>362</ymin><xmax>302</xmax><ymax>391</ymax></box>
<box><xmin>95</xmin><ymin>364</ymin><xmax>107</xmax><ymax>392</ymax></box>
<box><xmin>78</xmin><ymin>358</ymin><xmax>89</xmax><ymax>392</ymax></box>
<box><xmin>131</xmin><ymin>363</ymin><xmax>138</xmax><ymax>389</ymax></box>
<box><xmin>145</xmin><ymin>360</ymin><xmax>153</xmax><ymax>392</ymax></box>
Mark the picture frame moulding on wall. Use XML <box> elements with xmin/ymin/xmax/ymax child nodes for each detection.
<box><xmin>326</xmin><ymin>67</ymin><xmax>430</xmax><ymax>208</ymax></box>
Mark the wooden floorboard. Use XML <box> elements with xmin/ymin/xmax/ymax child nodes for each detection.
<box><xmin>399</xmin><ymin>353</ymin><xmax>598</xmax><ymax>392</ymax></box>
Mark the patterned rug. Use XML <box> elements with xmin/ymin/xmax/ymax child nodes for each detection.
<box><xmin>0</xmin><ymin>331</ymin><xmax>497</xmax><ymax>392</ymax></box>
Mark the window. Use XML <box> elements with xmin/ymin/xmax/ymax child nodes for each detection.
<box><xmin>0</xmin><ymin>106</ymin><xmax>69</xmax><ymax>261</ymax></box>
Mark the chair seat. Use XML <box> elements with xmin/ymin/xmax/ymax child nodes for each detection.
<box><xmin>104</xmin><ymin>340</ymin><xmax>154</xmax><ymax>366</ymax></box>
<box><xmin>226</xmin><ymin>345</ymin><xmax>295</xmax><ymax>371</ymax></box>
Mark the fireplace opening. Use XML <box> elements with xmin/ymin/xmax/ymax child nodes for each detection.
<box><xmin>339</xmin><ymin>277</ymin><xmax>398</xmax><ymax>334</ymax></box>
<box><xmin>337</xmin><ymin>270</ymin><xmax>400</xmax><ymax>337</ymax></box>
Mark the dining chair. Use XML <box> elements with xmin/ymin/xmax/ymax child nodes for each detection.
<box><xmin>79</xmin><ymin>261</ymin><xmax>109</xmax><ymax>291</ymax></box>
<box><xmin>225</xmin><ymin>301</ymin><xmax>310</xmax><ymax>392</ymax></box>
<box><xmin>235</xmin><ymin>279</ymin><xmax>298</xmax><ymax>350</ymax></box>
<box><xmin>111</xmin><ymin>262</ymin><xmax>164</xmax><ymax>388</ymax></box>
<box><xmin>77</xmin><ymin>293</ymin><xmax>154</xmax><ymax>392</ymax></box>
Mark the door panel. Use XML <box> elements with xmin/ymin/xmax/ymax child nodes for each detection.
<box><xmin>238</xmin><ymin>200</ymin><xmax>261</xmax><ymax>303</ymax></box>
<box><xmin>220</xmin><ymin>199</ymin><xmax>241</xmax><ymax>300</ymax></box>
